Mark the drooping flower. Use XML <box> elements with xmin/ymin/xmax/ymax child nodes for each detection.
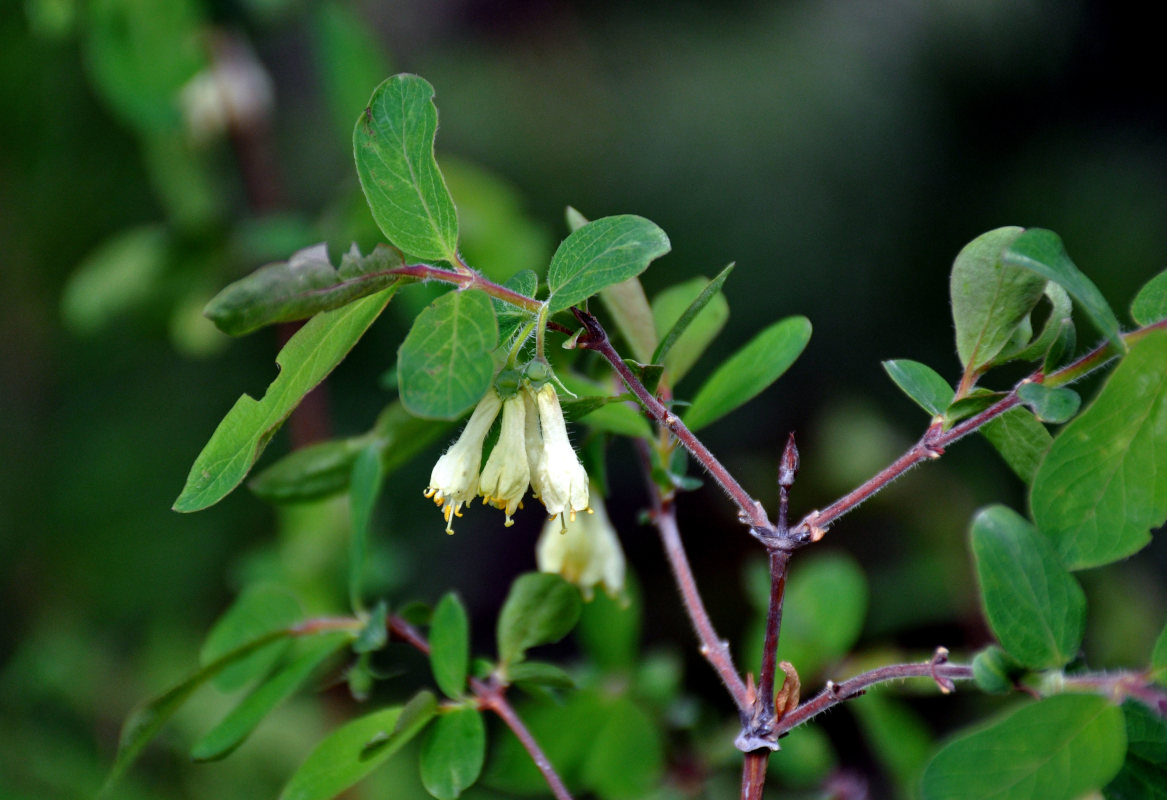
<box><xmin>478</xmin><ymin>392</ymin><xmax>530</xmax><ymax>526</ymax></box>
<box><xmin>424</xmin><ymin>389</ymin><xmax>502</xmax><ymax>533</ymax></box>
<box><xmin>536</xmin><ymin>488</ymin><xmax>625</xmax><ymax>600</ymax></box>
<box><xmin>527</xmin><ymin>382</ymin><xmax>590</xmax><ymax>526</ymax></box>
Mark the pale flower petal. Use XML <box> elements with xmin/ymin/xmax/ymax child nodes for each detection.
<box><xmin>424</xmin><ymin>389</ymin><xmax>502</xmax><ymax>533</ymax></box>
<box><xmin>536</xmin><ymin>491</ymin><xmax>625</xmax><ymax>600</ymax></box>
<box><xmin>528</xmin><ymin>383</ymin><xmax>590</xmax><ymax>525</ymax></box>
<box><xmin>479</xmin><ymin>393</ymin><xmax>530</xmax><ymax>525</ymax></box>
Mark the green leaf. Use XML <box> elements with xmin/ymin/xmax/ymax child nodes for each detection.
<box><xmin>174</xmin><ymin>286</ymin><xmax>397</xmax><ymax>512</ymax></box>
<box><xmin>1017</xmin><ymin>382</ymin><xmax>1081</xmax><ymax>424</ymax></box>
<box><xmin>1006</xmin><ymin>282</ymin><xmax>1074</xmax><ymax>364</ymax></box>
<box><xmin>311</xmin><ymin>2</ymin><xmax>392</xmax><ymax>140</ymax></box>
<box><xmin>971</xmin><ymin>645</ymin><xmax>1026</xmax><ymax>694</ymax></box>
<box><xmin>61</xmin><ymin>225</ymin><xmax>170</xmax><ymax>334</ymax></box>
<box><xmin>497</xmin><ymin>573</ymin><xmax>582</xmax><ymax>667</ymax></box>
<box><xmin>580</xmin><ymin>697</ymin><xmax>664</xmax><ymax>799</ymax></box>
<box><xmin>882</xmin><ymin>359</ymin><xmax>954</xmax><ymax>416</ymax></box>
<box><xmin>1044</xmin><ymin>317</ymin><xmax>1077</xmax><ymax>373</ymax></box>
<box><xmin>354</xmin><ymin>74</ymin><xmax>459</xmax><ymax>262</ymax></box>
<box><xmin>430</xmin><ymin>593</ymin><xmax>470</xmax><ymax>699</ymax></box>
<box><xmin>980</xmin><ymin>407</ymin><xmax>1052</xmax><ymax>485</ymax></box>
<box><xmin>921</xmin><ymin>694</ymin><xmax>1126</xmax><ymax>800</ymax></box>
<box><xmin>652</xmin><ymin>265</ymin><xmax>734</xmax><ymax>374</ymax></box>
<box><xmin>970</xmin><ymin>505</ymin><xmax>1085</xmax><ymax>669</ymax></box>
<box><xmin>682</xmin><ymin>316</ymin><xmax>811</xmax><ymax>432</ymax></box>
<box><xmin>192</xmin><ymin>633</ymin><xmax>350</xmax><ymax>761</ymax></box>
<box><xmin>398</xmin><ymin>289</ymin><xmax>498</xmax><ymax>419</ymax></box>
<box><xmin>1030</xmin><ymin>329</ymin><xmax>1167</xmax><ymax>569</ymax></box>
<box><xmin>600</xmin><ymin>277</ymin><xmax>658</xmax><ymax>363</ymax></box>
<box><xmin>348</xmin><ymin>445</ymin><xmax>383</xmax><ymax>611</ymax></box>
<box><xmin>352</xmin><ymin>601</ymin><xmax>388</xmax><ymax>654</ymax></box>
<box><xmin>950</xmin><ymin>226</ymin><xmax>1046</xmax><ymax>371</ymax></box>
<box><xmin>1132</xmin><ymin>268</ymin><xmax>1167</xmax><ymax>326</ymax></box>
<box><xmin>546</xmin><ymin>216</ymin><xmax>671</xmax><ymax>314</ymax></box>
<box><xmin>505</xmin><ymin>661</ymin><xmax>575</xmax><ymax>690</ymax></box>
<box><xmin>1105</xmin><ymin>701</ymin><xmax>1167</xmax><ymax>799</ymax></box>
<box><xmin>1003</xmin><ymin>228</ymin><xmax>1126</xmax><ymax>354</ymax></box>
<box><xmin>1151</xmin><ymin>617</ymin><xmax>1167</xmax><ymax>683</ymax></box>
<box><xmin>578</xmin><ymin>574</ymin><xmax>641</xmax><ymax>671</ymax></box>
<box><xmin>201</xmin><ymin>583</ymin><xmax>302</xmax><ymax>692</ymax></box>
<box><xmin>651</xmin><ymin>275</ymin><xmax>730</xmax><ymax>386</ymax></box>
<box><xmin>279</xmin><ymin>694</ymin><xmax>437</xmax><ymax>800</ymax></box>
<box><xmin>103</xmin><ymin>628</ymin><xmax>294</xmax><ymax>793</ymax></box>
<box><xmin>419</xmin><ymin>708</ymin><xmax>486</xmax><ymax>800</ymax></box>
<box><xmin>493</xmin><ymin>269</ymin><xmax>538</xmax><ymax>344</ymax></box>
<box><xmin>205</xmin><ymin>244</ymin><xmax>403</xmax><ymax>336</ymax></box>
<box><xmin>852</xmin><ymin>693</ymin><xmax>933</xmax><ymax>791</ymax></box>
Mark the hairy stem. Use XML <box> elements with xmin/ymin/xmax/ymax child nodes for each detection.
<box><xmin>387</xmin><ymin>615</ymin><xmax>574</xmax><ymax>800</ymax></box>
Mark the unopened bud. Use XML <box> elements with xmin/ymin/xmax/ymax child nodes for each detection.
<box><xmin>778</xmin><ymin>432</ymin><xmax>799</xmax><ymax>488</ymax></box>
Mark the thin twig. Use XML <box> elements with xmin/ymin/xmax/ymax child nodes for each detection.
<box><xmin>387</xmin><ymin>615</ymin><xmax>574</xmax><ymax>800</ymax></box>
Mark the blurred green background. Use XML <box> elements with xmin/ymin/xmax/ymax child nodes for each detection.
<box><xmin>2</xmin><ymin>0</ymin><xmax>1165</xmax><ymax>797</ymax></box>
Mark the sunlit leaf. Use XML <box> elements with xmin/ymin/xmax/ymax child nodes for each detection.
<box><xmin>546</xmin><ymin>216</ymin><xmax>670</xmax><ymax>314</ymax></box>
<box><xmin>970</xmin><ymin>505</ymin><xmax>1084</xmax><ymax>669</ymax></box>
<box><xmin>1031</xmin><ymin>330</ymin><xmax>1167</xmax><ymax>569</ymax></box>
<box><xmin>354</xmin><ymin>74</ymin><xmax>459</xmax><ymax>262</ymax></box>
<box><xmin>683</xmin><ymin>316</ymin><xmax>811</xmax><ymax>432</ymax></box>
<box><xmin>398</xmin><ymin>289</ymin><xmax>498</xmax><ymax>420</ymax></box>
<box><xmin>922</xmin><ymin>694</ymin><xmax>1125</xmax><ymax>800</ymax></box>
<box><xmin>174</xmin><ymin>286</ymin><xmax>398</xmax><ymax>512</ymax></box>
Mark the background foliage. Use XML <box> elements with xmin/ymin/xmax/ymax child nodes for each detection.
<box><xmin>2</xmin><ymin>1</ymin><xmax>1166</xmax><ymax>798</ymax></box>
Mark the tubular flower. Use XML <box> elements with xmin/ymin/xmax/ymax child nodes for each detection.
<box><xmin>425</xmin><ymin>389</ymin><xmax>502</xmax><ymax>533</ymax></box>
<box><xmin>478</xmin><ymin>393</ymin><xmax>530</xmax><ymax>526</ymax></box>
<box><xmin>527</xmin><ymin>382</ymin><xmax>590</xmax><ymax>526</ymax></box>
<box><xmin>536</xmin><ymin>489</ymin><xmax>625</xmax><ymax>600</ymax></box>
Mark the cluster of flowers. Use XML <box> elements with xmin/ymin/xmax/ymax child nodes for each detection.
<box><xmin>425</xmin><ymin>368</ymin><xmax>624</xmax><ymax>598</ymax></box>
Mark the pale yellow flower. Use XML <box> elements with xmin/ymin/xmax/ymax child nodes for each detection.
<box><xmin>537</xmin><ymin>490</ymin><xmax>624</xmax><ymax>600</ymax></box>
<box><xmin>478</xmin><ymin>393</ymin><xmax>530</xmax><ymax>526</ymax></box>
<box><xmin>424</xmin><ymin>389</ymin><xmax>502</xmax><ymax>533</ymax></box>
<box><xmin>527</xmin><ymin>382</ymin><xmax>589</xmax><ymax>526</ymax></box>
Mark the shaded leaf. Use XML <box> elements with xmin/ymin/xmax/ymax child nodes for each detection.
<box><xmin>205</xmin><ymin>244</ymin><xmax>403</xmax><ymax>336</ymax></box>
<box><xmin>600</xmin><ymin>277</ymin><xmax>658</xmax><ymax>363</ymax></box>
<box><xmin>1003</xmin><ymin>228</ymin><xmax>1125</xmax><ymax>354</ymax></box>
<box><xmin>683</xmin><ymin>316</ymin><xmax>811</xmax><ymax>432</ymax></box>
<box><xmin>311</xmin><ymin>2</ymin><xmax>392</xmax><ymax>140</ymax></box>
<box><xmin>882</xmin><ymin>359</ymin><xmax>954</xmax><ymax>416</ymax></box>
<box><xmin>349</xmin><ymin>445</ymin><xmax>383</xmax><ymax>611</ymax></box>
<box><xmin>852</xmin><ymin>693</ymin><xmax>933</xmax><ymax>791</ymax></box>
<box><xmin>354</xmin><ymin>74</ymin><xmax>459</xmax><ymax>262</ymax></box>
<box><xmin>1105</xmin><ymin>701</ymin><xmax>1167</xmax><ymax>799</ymax></box>
<box><xmin>1006</xmin><ymin>282</ymin><xmax>1073</xmax><ymax>364</ymax></box>
<box><xmin>430</xmin><ymin>593</ymin><xmax>470</xmax><ymax>699</ymax></box>
<box><xmin>651</xmin><ymin>275</ymin><xmax>730</xmax><ymax>386</ymax></box>
<box><xmin>578</xmin><ymin>573</ymin><xmax>641</xmax><ymax>671</ymax></box>
<box><xmin>497</xmin><ymin>573</ymin><xmax>581</xmax><ymax>667</ymax></box>
<box><xmin>398</xmin><ymin>289</ymin><xmax>498</xmax><ymax>420</ymax></box>
<box><xmin>980</xmin><ymin>407</ymin><xmax>1052</xmax><ymax>485</ymax></box>
<box><xmin>1131</xmin><ymin>268</ymin><xmax>1167</xmax><ymax>326</ymax></box>
<box><xmin>922</xmin><ymin>694</ymin><xmax>1125</xmax><ymax>800</ymax></box>
<box><xmin>192</xmin><ymin>633</ymin><xmax>350</xmax><ymax>761</ymax></box>
<box><xmin>174</xmin><ymin>286</ymin><xmax>398</xmax><ymax>511</ymax></box>
<box><xmin>546</xmin><ymin>216</ymin><xmax>670</xmax><ymax>313</ymax></box>
<box><xmin>201</xmin><ymin>583</ymin><xmax>302</xmax><ymax>692</ymax></box>
<box><xmin>944</xmin><ymin>389</ymin><xmax>1005</xmax><ymax>427</ymax></box>
<box><xmin>419</xmin><ymin>708</ymin><xmax>486</xmax><ymax>800</ymax></box>
<box><xmin>1017</xmin><ymin>382</ymin><xmax>1081</xmax><ymax>424</ymax></box>
<box><xmin>352</xmin><ymin>601</ymin><xmax>388</xmax><ymax>654</ymax></box>
<box><xmin>970</xmin><ymin>505</ymin><xmax>1084</xmax><ymax>669</ymax></box>
<box><xmin>580</xmin><ymin>697</ymin><xmax>663</xmax><ymax>799</ymax></box>
<box><xmin>493</xmin><ymin>270</ymin><xmax>538</xmax><ymax>344</ymax></box>
<box><xmin>61</xmin><ymin>225</ymin><xmax>169</xmax><ymax>334</ymax></box>
<box><xmin>950</xmin><ymin>226</ymin><xmax>1045</xmax><ymax>371</ymax></box>
<box><xmin>1030</xmin><ymin>330</ymin><xmax>1167</xmax><ymax>569</ymax></box>
<box><xmin>280</xmin><ymin>697</ymin><xmax>436</xmax><ymax>800</ymax></box>
<box><xmin>505</xmin><ymin>661</ymin><xmax>575</xmax><ymax>690</ymax></box>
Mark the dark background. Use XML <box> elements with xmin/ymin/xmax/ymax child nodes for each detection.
<box><xmin>2</xmin><ymin>1</ymin><xmax>1165</xmax><ymax>797</ymax></box>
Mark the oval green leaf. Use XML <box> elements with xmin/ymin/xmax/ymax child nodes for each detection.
<box><xmin>1030</xmin><ymin>329</ymin><xmax>1167</xmax><ymax>569</ymax></box>
<box><xmin>979</xmin><ymin>407</ymin><xmax>1052</xmax><ymax>485</ymax></box>
<box><xmin>921</xmin><ymin>694</ymin><xmax>1125</xmax><ymax>800</ymax></box>
<box><xmin>682</xmin><ymin>316</ymin><xmax>811</xmax><ymax>432</ymax></box>
<box><xmin>1017</xmin><ymin>382</ymin><xmax>1081</xmax><ymax>424</ymax></box>
<box><xmin>546</xmin><ymin>215</ymin><xmax>670</xmax><ymax>314</ymax></box>
<box><xmin>429</xmin><ymin>593</ymin><xmax>470</xmax><ymax>699</ymax></box>
<box><xmin>970</xmin><ymin>505</ymin><xmax>1085</xmax><ymax>669</ymax></box>
<box><xmin>950</xmin><ymin>226</ymin><xmax>1046</xmax><ymax>371</ymax></box>
<box><xmin>348</xmin><ymin>445</ymin><xmax>383</xmax><ymax>611</ymax></box>
<box><xmin>354</xmin><ymin>74</ymin><xmax>459</xmax><ymax>263</ymax></box>
<box><xmin>280</xmin><ymin>694</ymin><xmax>437</xmax><ymax>800</ymax></box>
<box><xmin>200</xmin><ymin>583</ymin><xmax>303</xmax><ymax>691</ymax></box>
<box><xmin>192</xmin><ymin>633</ymin><xmax>350</xmax><ymax>761</ymax></box>
<box><xmin>174</xmin><ymin>286</ymin><xmax>398</xmax><ymax>512</ymax></box>
<box><xmin>1132</xmin><ymin>268</ymin><xmax>1167</xmax><ymax>326</ymax></box>
<box><xmin>398</xmin><ymin>289</ymin><xmax>498</xmax><ymax>420</ymax></box>
<box><xmin>419</xmin><ymin>708</ymin><xmax>486</xmax><ymax>800</ymax></box>
<box><xmin>497</xmin><ymin>573</ymin><xmax>582</xmax><ymax>668</ymax></box>
<box><xmin>882</xmin><ymin>359</ymin><xmax>955</xmax><ymax>416</ymax></box>
<box><xmin>1003</xmin><ymin>228</ymin><xmax>1125</xmax><ymax>354</ymax></box>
